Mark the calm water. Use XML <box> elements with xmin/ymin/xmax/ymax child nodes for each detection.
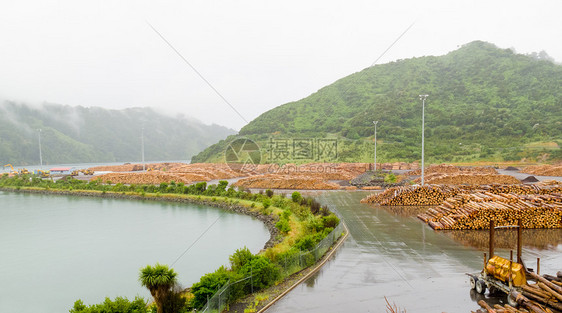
<box><xmin>0</xmin><ymin>191</ymin><xmax>269</xmax><ymax>313</ymax></box>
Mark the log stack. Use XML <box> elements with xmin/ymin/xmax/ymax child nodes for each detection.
<box><xmin>413</xmin><ymin>173</ymin><xmax>521</xmax><ymax>185</ymax></box>
<box><xmin>408</xmin><ymin>164</ymin><xmax>498</xmax><ymax>176</ymax></box>
<box><xmin>521</xmin><ymin>163</ymin><xmax>562</xmax><ymax>177</ymax></box>
<box><xmin>417</xmin><ymin>191</ymin><xmax>562</xmax><ymax>230</ymax></box>
<box><xmin>93</xmin><ymin>171</ymin><xmax>208</xmax><ymax>185</ymax></box>
<box><xmin>232</xmin><ymin>174</ymin><xmax>341</xmax><ymax>190</ymax></box>
<box><xmin>360</xmin><ymin>185</ymin><xmax>463</xmax><ymax>206</ymax></box>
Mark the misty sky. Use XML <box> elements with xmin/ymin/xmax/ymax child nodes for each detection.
<box><xmin>1</xmin><ymin>0</ymin><xmax>561</xmax><ymax>130</ymax></box>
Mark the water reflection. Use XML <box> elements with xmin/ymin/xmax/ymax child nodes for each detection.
<box><xmin>442</xmin><ymin>229</ymin><xmax>562</xmax><ymax>250</ymax></box>
<box><xmin>469</xmin><ymin>289</ymin><xmax>507</xmax><ymax>307</ymax></box>
<box><xmin>373</xmin><ymin>204</ymin><xmax>562</xmax><ymax>250</ymax></box>
<box><xmin>376</xmin><ymin>205</ymin><xmax>429</xmax><ymax>217</ymax></box>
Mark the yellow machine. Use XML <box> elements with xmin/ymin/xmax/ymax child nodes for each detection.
<box><xmin>485</xmin><ymin>255</ymin><xmax>527</xmax><ymax>287</ymax></box>
<box><xmin>19</xmin><ymin>168</ymin><xmax>30</xmax><ymax>175</ymax></box>
<box><xmin>71</xmin><ymin>169</ymin><xmax>94</xmax><ymax>176</ymax></box>
<box><xmin>4</xmin><ymin>164</ymin><xmax>15</xmax><ymax>173</ymax></box>
<box><xmin>37</xmin><ymin>170</ymin><xmax>50</xmax><ymax>178</ymax></box>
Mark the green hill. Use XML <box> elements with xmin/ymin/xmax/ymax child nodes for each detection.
<box><xmin>0</xmin><ymin>101</ymin><xmax>235</xmax><ymax>166</ymax></box>
<box><xmin>193</xmin><ymin>41</ymin><xmax>562</xmax><ymax>164</ymax></box>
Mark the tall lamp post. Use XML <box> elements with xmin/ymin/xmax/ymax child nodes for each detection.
<box><xmin>419</xmin><ymin>95</ymin><xmax>428</xmax><ymax>186</ymax></box>
<box><xmin>141</xmin><ymin>127</ymin><xmax>145</xmax><ymax>171</ymax></box>
<box><xmin>373</xmin><ymin>121</ymin><xmax>378</xmax><ymax>171</ymax></box>
<box><xmin>38</xmin><ymin>129</ymin><xmax>43</xmax><ymax>169</ymax></box>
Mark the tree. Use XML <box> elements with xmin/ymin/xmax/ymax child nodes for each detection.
<box><xmin>139</xmin><ymin>263</ymin><xmax>178</xmax><ymax>313</ymax></box>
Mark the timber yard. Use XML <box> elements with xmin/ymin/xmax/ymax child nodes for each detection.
<box><xmin>3</xmin><ymin>161</ymin><xmax>560</xmax><ymax>313</ymax></box>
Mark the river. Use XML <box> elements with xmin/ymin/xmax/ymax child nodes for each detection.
<box><xmin>0</xmin><ymin>190</ymin><xmax>270</xmax><ymax>313</ymax></box>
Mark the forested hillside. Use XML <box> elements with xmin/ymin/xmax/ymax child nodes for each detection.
<box><xmin>193</xmin><ymin>41</ymin><xmax>561</xmax><ymax>164</ymax></box>
<box><xmin>0</xmin><ymin>102</ymin><xmax>235</xmax><ymax>166</ymax></box>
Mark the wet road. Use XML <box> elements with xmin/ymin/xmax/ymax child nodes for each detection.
<box><xmin>267</xmin><ymin>191</ymin><xmax>562</xmax><ymax>313</ymax></box>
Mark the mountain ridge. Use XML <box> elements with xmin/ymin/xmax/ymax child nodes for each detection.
<box><xmin>193</xmin><ymin>41</ymin><xmax>562</xmax><ymax>164</ymax></box>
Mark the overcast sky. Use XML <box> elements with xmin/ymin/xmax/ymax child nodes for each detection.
<box><xmin>1</xmin><ymin>0</ymin><xmax>561</xmax><ymax>130</ymax></box>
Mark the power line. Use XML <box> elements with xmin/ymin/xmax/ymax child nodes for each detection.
<box><xmin>170</xmin><ymin>211</ymin><xmax>226</xmax><ymax>267</ymax></box>
<box><xmin>146</xmin><ymin>21</ymin><xmax>249</xmax><ymax>124</ymax></box>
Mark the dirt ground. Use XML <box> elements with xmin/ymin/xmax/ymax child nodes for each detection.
<box><xmin>88</xmin><ymin>162</ymin><xmax>560</xmax><ymax>190</ymax></box>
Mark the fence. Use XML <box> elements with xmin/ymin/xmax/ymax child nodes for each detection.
<box><xmin>201</xmin><ymin>212</ymin><xmax>346</xmax><ymax>313</ymax></box>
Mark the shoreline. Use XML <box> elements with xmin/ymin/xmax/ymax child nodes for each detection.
<box><xmin>0</xmin><ymin>187</ymin><xmax>281</xmax><ymax>250</ymax></box>
<box><xmin>0</xmin><ymin>185</ymin><xmax>349</xmax><ymax>312</ymax></box>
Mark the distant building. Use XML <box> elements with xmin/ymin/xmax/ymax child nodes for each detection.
<box><xmin>49</xmin><ymin>167</ymin><xmax>74</xmax><ymax>175</ymax></box>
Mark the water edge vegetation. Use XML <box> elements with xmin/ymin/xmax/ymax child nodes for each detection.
<box><xmin>0</xmin><ymin>173</ymin><xmax>342</xmax><ymax>312</ymax></box>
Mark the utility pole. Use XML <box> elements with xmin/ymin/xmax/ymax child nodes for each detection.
<box><xmin>419</xmin><ymin>95</ymin><xmax>428</xmax><ymax>186</ymax></box>
<box><xmin>38</xmin><ymin>129</ymin><xmax>43</xmax><ymax>169</ymax></box>
<box><xmin>373</xmin><ymin>121</ymin><xmax>378</xmax><ymax>171</ymax></box>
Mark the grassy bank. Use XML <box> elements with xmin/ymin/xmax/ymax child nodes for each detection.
<box><xmin>0</xmin><ymin>174</ymin><xmax>344</xmax><ymax>312</ymax></box>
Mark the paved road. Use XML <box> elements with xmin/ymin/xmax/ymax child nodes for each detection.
<box><xmin>266</xmin><ymin>191</ymin><xmax>562</xmax><ymax>313</ymax></box>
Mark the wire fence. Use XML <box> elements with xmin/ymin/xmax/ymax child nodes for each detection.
<box><xmin>201</xmin><ymin>216</ymin><xmax>346</xmax><ymax>313</ymax></box>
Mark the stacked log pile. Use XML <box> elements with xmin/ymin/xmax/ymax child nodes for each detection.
<box><xmin>232</xmin><ymin>174</ymin><xmax>341</xmax><ymax>190</ymax></box>
<box><xmin>168</xmin><ymin>163</ymin><xmax>242</xmax><ymax>180</ymax></box>
<box><xmin>408</xmin><ymin>164</ymin><xmax>498</xmax><ymax>176</ymax></box>
<box><xmin>478</xmin><ymin>184</ymin><xmax>562</xmax><ymax>195</ymax></box>
<box><xmin>521</xmin><ymin>163</ymin><xmax>562</xmax><ymax>177</ymax></box>
<box><xmin>360</xmin><ymin>185</ymin><xmax>463</xmax><ymax>206</ymax></box>
<box><xmin>89</xmin><ymin>162</ymin><xmax>187</xmax><ymax>172</ymax></box>
<box><xmin>414</xmin><ymin>173</ymin><xmax>521</xmax><ymax>185</ymax></box>
<box><xmin>94</xmin><ymin>171</ymin><xmax>207</xmax><ymax>185</ymax></box>
<box><xmin>417</xmin><ymin>188</ymin><xmax>562</xmax><ymax>230</ymax></box>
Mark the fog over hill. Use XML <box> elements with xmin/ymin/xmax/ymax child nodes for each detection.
<box><xmin>0</xmin><ymin>101</ymin><xmax>235</xmax><ymax>166</ymax></box>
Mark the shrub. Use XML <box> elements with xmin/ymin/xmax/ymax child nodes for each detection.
<box><xmin>305</xmin><ymin>215</ymin><xmax>324</xmax><ymax>233</ymax></box>
<box><xmin>322</xmin><ymin>214</ymin><xmax>339</xmax><ymax>229</ymax></box>
<box><xmin>217</xmin><ymin>180</ymin><xmax>228</xmax><ymax>194</ymax></box>
<box><xmin>265</xmin><ymin>189</ymin><xmax>274</xmax><ymax>198</ymax></box>
<box><xmin>291</xmin><ymin>191</ymin><xmax>302</xmax><ymax>203</ymax></box>
<box><xmin>272</xmin><ymin>196</ymin><xmax>288</xmax><ymax>209</ymax></box>
<box><xmin>190</xmin><ymin>266</ymin><xmax>240</xmax><ymax>309</ymax></box>
<box><xmin>275</xmin><ymin>218</ymin><xmax>290</xmax><ymax>234</ymax></box>
<box><xmin>229</xmin><ymin>247</ymin><xmax>255</xmax><ymax>273</ymax></box>
<box><xmin>159</xmin><ymin>182</ymin><xmax>168</xmax><ymax>192</ymax></box>
<box><xmin>239</xmin><ymin>256</ymin><xmax>280</xmax><ymax>291</ymax></box>
<box><xmin>384</xmin><ymin>173</ymin><xmax>397</xmax><ymax>184</ymax></box>
<box><xmin>294</xmin><ymin>234</ymin><xmax>317</xmax><ymax>251</ymax></box>
<box><xmin>194</xmin><ymin>182</ymin><xmax>207</xmax><ymax>193</ymax></box>
<box><xmin>69</xmin><ymin>297</ymin><xmax>148</xmax><ymax>313</ymax></box>
<box><xmin>262</xmin><ymin>198</ymin><xmax>271</xmax><ymax>210</ymax></box>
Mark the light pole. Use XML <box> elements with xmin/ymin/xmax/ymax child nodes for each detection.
<box><xmin>373</xmin><ymin>121</ymin><xmax>378</xmax><ymax>171</ymax></box>
<box><xmin>38</xmin><ymin>129</ymin><xmax>43</xmax><ymax>169</ymax></box>
<box><xmin>419</xmin><ymin>95</ymin><xmax>428</xmax><ymax>186</ymax></box>
<box><xmin>141</xmin><ymin>127</ymin><xmax>145</xmax><ymax>171</ymax></box>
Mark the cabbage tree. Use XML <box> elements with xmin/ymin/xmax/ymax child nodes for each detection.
<box><xmin>139</xmin><ymin>263</ymin><xmax>178</xmax><ymax>313</ymax></box>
